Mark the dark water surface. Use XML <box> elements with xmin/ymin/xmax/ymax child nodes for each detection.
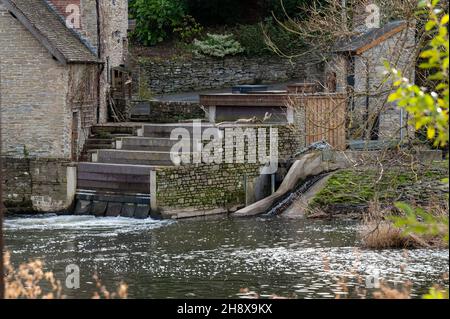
<box><xmin>4</xmin><ymin>214</ymin><xmax>449</xmax><ymax>299</ymax></box>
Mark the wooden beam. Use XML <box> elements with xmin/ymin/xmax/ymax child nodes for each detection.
<box><xmin>355</xmin><ymin>24</ymin><xmax>407</xmax><ymax>55</ymax></box>
<box><xmin>2</xmin><ymin>0</ymin><xmax>67</xmax><ymax>65</ymax></box>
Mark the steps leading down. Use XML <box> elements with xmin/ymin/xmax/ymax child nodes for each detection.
<box><xmin>76</xmin><ymin>123</ymin><xmax>214</xmax><ymax>218</ymax></box>
<box><xmin>92</xmin><ymin>123</ymin><xmax>212</xmax><ymax>166</ymax></box>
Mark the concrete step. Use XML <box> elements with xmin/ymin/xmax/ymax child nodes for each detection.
<box><xmin>86</xmin><ymin>138</ymin><xmax>114</xmax><ymax>145</ymax></box>
<box><xmin>92</xmin><ymin>149</ymin><xmax>188</xmax><ymax>166</ymax></box>
<box><xmin>91</xmin><ymin>125</ymin><xmax>135</xmax><ymax>136</ymax></box>
<box><xmin>117</xmin><ymin>136</ymin><xmax>190</xmax><ymax>152</ymax></box>
<box><xmin>85</xmin><ymin>143</ymin><xmax>115</xmax><ymax>150</ymax></box>
<box><xmin>77</xmin><ymin>162</ymin><xmax>155</xmax><ymax>194</ymax></box>
<box><xmin>138</xmin><ymin>123</ymin><xmax>214</xmax><ymax>138</ymax></box>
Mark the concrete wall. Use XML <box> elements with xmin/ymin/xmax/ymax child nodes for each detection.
<box><xmin>0</xmin><ymin>6</ymin><xmax>70</xmax><ymax>158</ymax></box>
<box><xmin>133</xmin><ymin>55</ymin><xmax>324</xmax><ymax>95</ymax></box>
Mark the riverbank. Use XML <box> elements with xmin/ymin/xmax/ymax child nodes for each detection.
<box><xmin>307</xmin><ymin>161</ymin><xmax>449</xmax><ymax>218</ymax></box>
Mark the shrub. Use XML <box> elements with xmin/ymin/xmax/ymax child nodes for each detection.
<box><xmin>192</xmin><ymin>33</ymin><xmax>244</xmax><ymax>58</ymax></box>
<box><xmin>129</xmin><ymin>0</ymin><xmax>186</xmax><ymax>45</ymax></box>
<box><xmin>234</xmin><ymin>23</ymin><xmax>269</xmax><ymax>56</ymax></box>
<box><xmin>234</xmin><ymin>18</ymin><xmax>306</xmax><ymax>56</ymax></box>
<box><xmin>172</xmin><ymin>15</ymin><xmax>203</xmax><ymax>43</ymax></box>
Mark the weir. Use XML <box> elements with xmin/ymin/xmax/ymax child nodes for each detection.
<box><xmin>67</xmin><ymin>91</ymin><xmax>349</xmax><ymax>219</ymax></box>
<box><xmin>71</xmin><ymin>122</ymin><xmax>231</xmax><ymax>218</ymax></box>
<box><xmin>232</xmin><ymin>150</ymin><xmax>357</xmax><ymax>218</ymax></box>
<box><xmin>74</xmin><ymin>162</ymin><xmax>155</xmax><ymax>219</ymax></box>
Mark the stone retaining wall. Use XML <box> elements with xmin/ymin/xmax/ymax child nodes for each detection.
<box><xmin>130</xmin><ymin>100</ymin><xmax>206</xmax><ymax>123</ymax></box>
<box><xmin>156</xmin><ymin>163</ymin><xmax>261</xmax><ymax>215</ymax></box>
<box><xmin>133</xmin><ymin>55</ymin><xmax>324</xmax><ymax>95</ymax></box>
<box><xmin>1</xmin><ymin>157</ymin><xmax>72</xmax><ymax>213</ymax></box>
<box><xmin>154</xmin><ymin>124</ymin><xmax>304</xmax><ymax>215</ymax></box>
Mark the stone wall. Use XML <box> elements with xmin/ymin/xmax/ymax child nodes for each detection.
<box><xmin>352</xmin><ymin>27</ymin><xmax>414</xmax><ymax>140</ymax></box>
<box><xmin>154</xmin><ymin>123</ymin><xmax>304</xmax><ymax>215</ymax></box>
<box><xmin>133</xmin><ymin>55</ymin><xmax>324</xmax><ymax>95</ymax></box>
<box><xmin>2</xmin><ymin>157</ymin><xmax>72</xmax><ymax>213</ymax></box>
<box><xmin>130</xmin><ymin>100</ymin><xmax>206</xmax><ymax>123</ymax></box>
<box><xmin>98</xmin><ymin>0</ymin><xmax>129</xmax><ymax>123</ymax></box>
<box><xmin>99</xmin><ymin>0</ymin><xmax>128</xmax><ymax>68</ymax></box>
<box><xmin>0</xmin><ymin>6</ymin><xmax>70</xmax><ymax>158</ymax></box>
<box><xmin>326</xmin><ymin>24</ymin><xmax>416</xmax><ymax>141</ymax></box>
<box><xmin>68</xmin><ymin>64</ymin><xmax>99</xmax><ymax>159</ymax></box>
<box><xmin>0</xmin><ymin>6</ymin><xmax>100</xmax><ymax>159</ymax></box>
<box><xmin>156</xmin><ymin>163</ymin><xmax>261</xmax><ymax>215</ymax></box>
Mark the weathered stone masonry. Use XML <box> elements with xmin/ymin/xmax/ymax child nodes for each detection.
<box><xmin>154</xmin><ymin>124</ymin><xmax>305</xmax><ymax>215</ymax></box>
<box><xmin>130</xmin><ymin>100</ymin><xmax>205</xmax><ymax>123</ymax></box>
<box><xmin>133</xmin><ymin>55</ymin><xmax>324</xmax><ymax>95</ymax></box>
<box><xmin>156</xmin><ymin>163</ymin><xmax>261</xmax><ymax>214</ymax></box>
<box><xmin>2</xmin><ymin>158</ymin><xmax>72</xmax><ymax>212</ymax></box>
<box><xmin>0</xmin><ymin>0</ymin><xmax>128</xmax><ymax>213</ymax></box>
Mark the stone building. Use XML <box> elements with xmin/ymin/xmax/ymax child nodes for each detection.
<box><xmin>0</xmin><ymin>0</ymin><xmax>128</xmax><ymax>211</ymax></box>
<box><xmin>1</xmin><ymin>0</ymin><xmax>128</xmax><ymax>158</ymax></box>
<box><xmin>325</xmin><ymin>18</ymin><xmax>416</xmax><ymax>141</ymax></box>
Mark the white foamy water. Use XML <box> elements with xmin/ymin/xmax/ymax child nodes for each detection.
<box><xmin>4</xmin><ymin>214</ymin><xmax>172</xmax><ymax>232</ymax></box>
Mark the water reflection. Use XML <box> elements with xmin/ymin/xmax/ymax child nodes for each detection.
<box><xmin>4</xmin><ymin>215</ymin><xmax>449</xmax><ymax>299</ymax></box>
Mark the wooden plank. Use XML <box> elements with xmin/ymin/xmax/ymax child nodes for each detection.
<box><xmin>77</xmin><ymin>180</ymin><xmax>150</xmax><ymax>193</ymax></box>
<box><xmin>302</xmin><ymin>95</ymin><xmax>346</xmax><ymax>150</ymax></box>
<box><xmin>77</xmin><ymin>172</ymin><xmax>150</xmax><ymax>184</ymax></box>
<box><xmin>78</xmin><ymin>162</ymin><xmax>155</xmax><ymax>175</ymax></box>
<box><xmin>356</xmin><ymin>24</ymin><xmax>407</xmax><ymax>55</ymax></box>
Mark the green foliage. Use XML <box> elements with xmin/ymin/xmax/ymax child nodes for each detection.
<box><xmin>233</xmin><ymin>24</ymin><xmax>267</xmax><ymax>56</ymax></box>
<box><xmin>129</xmin><ymin>0</ymin><xmax>187</xmax><ymax>45</ymax></box>
<box><xmin>192</xmin><ymin>33</ymin><xmax>244</xmax><ymax>58</ymax></box>
<box><xmin>172</xmin><ymin>15</ymin><xmax>203</xmax><ymax>43</ymax></box>
<box><xmin>389</xmin><ymin>202</ymin><xmax>449</xmax><ymax>243</ymax></box>
<box><xmin>138</xmin><ymin>75</ymin><xmax>153</xmax><ymax>100</ymax></box>
<box><xmin>423</xmin><ymin>287</ymin><xmax>449</xmax><ymax>299</ymax></box>
<box><xmin>387</xmin><ymin>0</ymin><xmax>449</xmax><ymax>147</ymax></box>
<box><xmin>234</xmin><ymin>18</ymin><xmax>306</xmax><ymax>56</ymax></box>
<box><xmin>22</xmin><ymin>145</ymin><xmax>29</xmax><ymax>158</ymax></box>
<box><xmin>384</xmin><ymin>0</ymin><xmax>449</xmax><ymax>299</ymax></box>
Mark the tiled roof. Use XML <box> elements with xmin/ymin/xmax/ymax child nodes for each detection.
<box><xmin>2</xmin><ymin>0</ymin><xmax>99</xmax><ymax>63</ymax></box>
<box><xmin>333</xmin><ymin>20</ymin><xmax>408</xmax><ymax>54</ymax></box>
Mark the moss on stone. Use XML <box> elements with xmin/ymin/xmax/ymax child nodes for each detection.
<box><xmin>311</xmin><ymin>162</ymin><xmax>449</xmax><ymax>209</ymax></box>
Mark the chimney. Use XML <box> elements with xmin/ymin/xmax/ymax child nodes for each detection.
<box><xmin>352</xmin><ymin>0</ymin><xmax>380</xmax><ymax>33</ymax></box>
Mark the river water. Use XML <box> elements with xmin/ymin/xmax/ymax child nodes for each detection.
<box><xmin>4</xmin><ymin>214</ymin><xmax>449</xmax><ymax>299</ymax></box>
